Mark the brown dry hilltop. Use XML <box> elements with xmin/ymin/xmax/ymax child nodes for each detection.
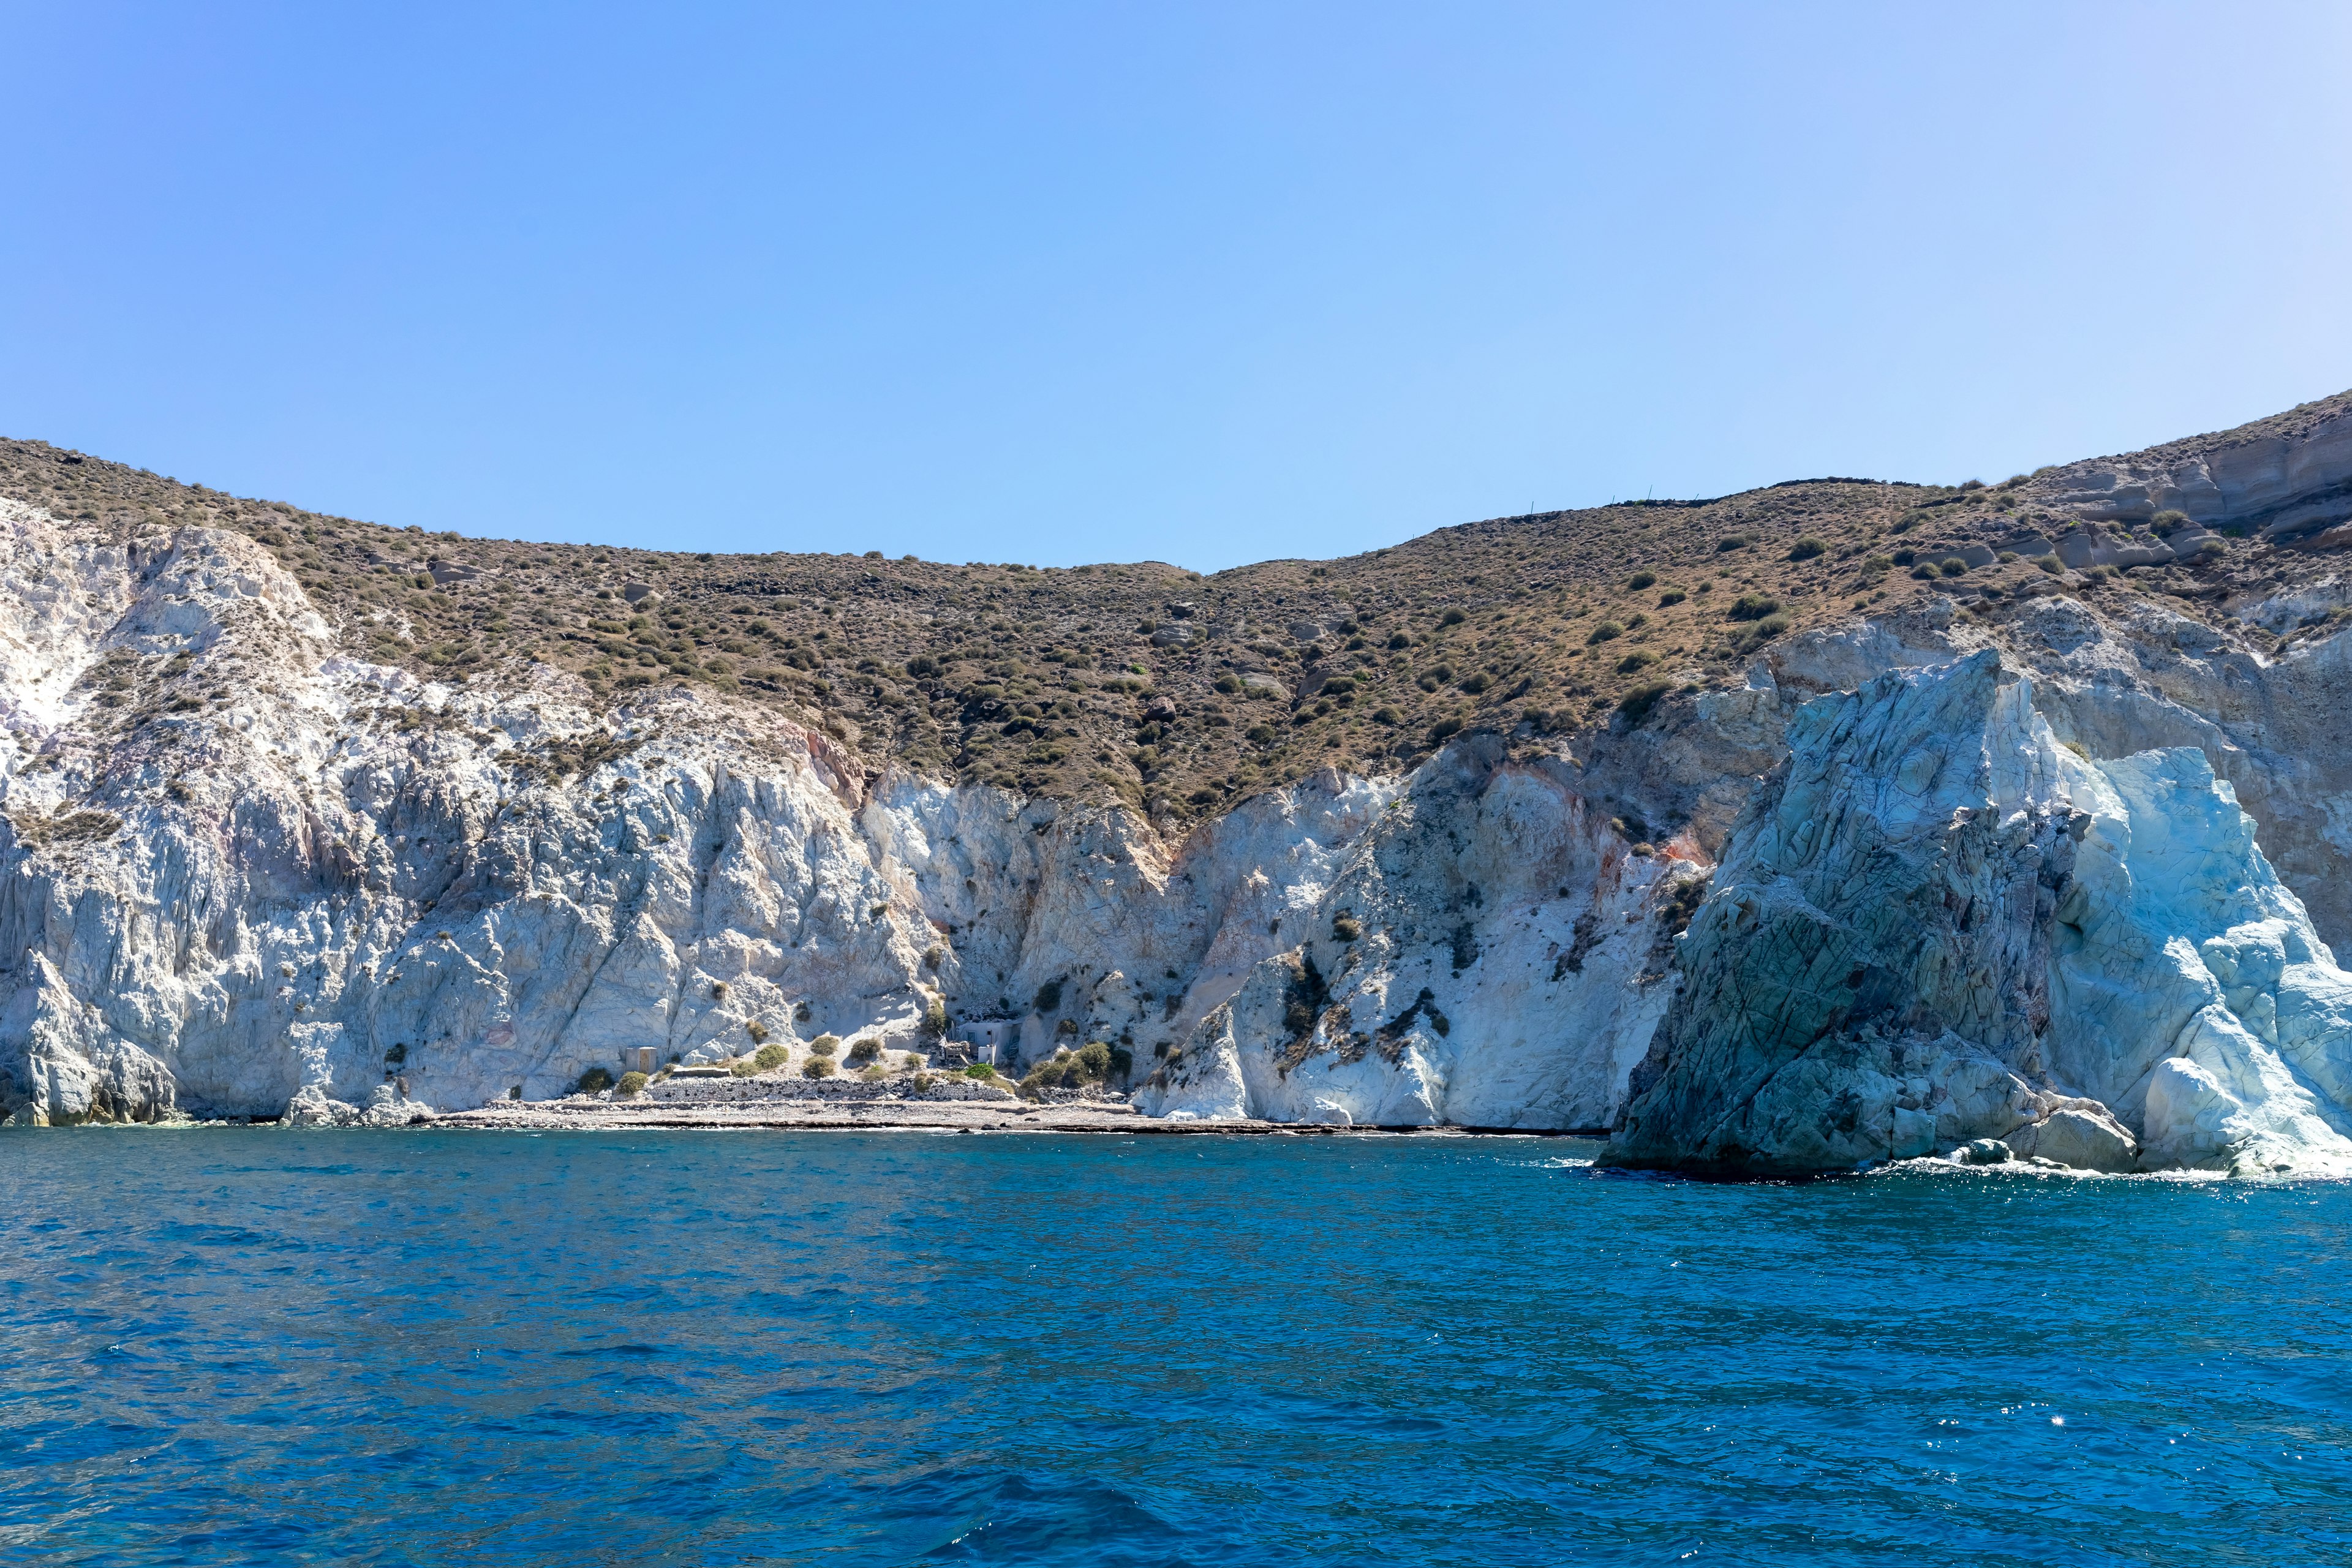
<box><xmin>8</xmin><ymin>388</ymin><xmax>2347</xmax><ymax>822</ymax></box>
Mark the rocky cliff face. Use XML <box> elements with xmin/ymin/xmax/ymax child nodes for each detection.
<box><xmin>1134</xmin><ymin>737</ymin><xmax>1709</xmax><ymax>1129</ymax></box>
<box><xmin>0</xmin><ymin>496</ymin><xmax>1512</xmax><ymax>1125</ymax></box>
<box><xmin>7</xmin><ymin>398</ymin><xmax>2352</xmax><ymax>1174</ymax></box>
<box><xmin>1604</xmin><ymin>652</ymin><xmax>2352</xmax><ymax>1175</ymax></box>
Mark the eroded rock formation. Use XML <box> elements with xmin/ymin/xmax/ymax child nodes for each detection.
<box><xmin>2027</xmin><ymin>394</ymin><xmax>2352</xmax><ymax>541</ymax></box>
<box><xmin>1604</xmin><ymin>653</ymin><xmax>2352</xmax><ymax>1175</ymax></box>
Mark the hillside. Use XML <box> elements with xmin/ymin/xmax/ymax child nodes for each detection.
<box><xmin>6</xmin><ymin>391</ymin><xmax>2352</xmax><ymax>1170</ymax></box>
<box><xmin>8</xmin><ymin>408</ymin><xmax>2344</xmax><ymax>820</ymax></box>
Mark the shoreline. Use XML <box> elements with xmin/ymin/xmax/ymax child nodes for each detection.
<box><xmin>18</xmin><ymin>1112</ymin><xmax>2304</xmax><ymax>1175</ymax></box>
<box><xmin>432</xmin><ymin>1100</ymin><xmax>1609</xmax><ymax>1138</ymax></box>
<box><xmin>36</xmin><ymin>1095</ymin><xmax>1609</xmax><ymax>1141</ymax></box>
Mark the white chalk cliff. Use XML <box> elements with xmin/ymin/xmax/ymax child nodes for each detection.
<box><xmin>1604</xmin><ymin>651</ymin><xmax>2352</xmax><ymax>1175</ymax></box>
<box><xmin>6</xmin><ymin>440</ymin><xmax>2352</xmax><ymax>1174</ymax></box>
<box><xmin>1134</xmin><ymin>739</ymin><xmax>1706</xmax><ymax>1129</ymax></box>
<box><xmin>0</xmin><ymin>497</ymin><xmax>1447</xmax><ymax>1126</ymax></box>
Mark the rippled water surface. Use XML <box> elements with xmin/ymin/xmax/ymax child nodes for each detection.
<box><xmin>6</xmin><ymin>1132</ymin><xmax>2352</xmax><ymax>1565</ymax></box>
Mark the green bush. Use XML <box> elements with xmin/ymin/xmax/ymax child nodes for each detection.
<box><xmin>1939</xmin><ymin>558</ymin><xmax>1968</xmax><ymax>576</ymax></box>
<box><xmin>1024</xmin><ymin>1042</ymin><xmax>1122</xmax><ymax>1097</ymax></box>
<box><xmin>1616</xmin><ymin>680</ymin><xmax>1673</xmax><ymax>726</ymax></box>
<box><xmin>2196</xmin><ymin>538</ymin><xmax>2227</xmax><ymax>558</ymax></box>
<box><xmin>1616</xmin><ymin>650</ymin><xmax>1659</xmax><ymax>674</ymax></box>
<box><xmin>1034</xmin><ymin>978</ymin><xmax>1063</xmax><ymax>1012</ymax></box>
<box><xmin>809</xmin><ymin>1034</ymin><xmax>840</xmax><ymax>1057</ymax></box>
<box><xmin>803</xmin><ymin>1057</ymin><xmax>837</xmax><ymax>1079</ymax></box>
<box><xmin>963</xmin><ymin>1063</ymin><xmax>997</xmax><ymax>1080</ymax></box>
<box><xmin>903</xmin><ymin>1051</ymin><xmax>926</xmax><ymax>1069</ymax></box>
<box><xmin>753</xmin><ymin>1042</ymin><xmax>789</xmax><ymax>1071</ymax></box>
<box><xmin>1586</xmin><ymin>620</ymin><xmax>1623</xmax><ymax>644</ymax></box>
<box><xmin>921</xmin><ymin>994</ymin><xmax>948</xmax><ymax>1038</ymax></box>
<box><xmin>846</xmin><ymin>1037</ymin><xmax>881</xmax><ymax>1065</ymax></box>
<box><xmin>1657</xmin><ymin>589</ymin><xmax>1686</xmax><ymax>606</ymax></box>
<box><xmin>1333</xmin><ymin>913</ymin><xmax>1362</xmax><ymax>941</ymax></box>
<box><xmin>1748</xmin><ymin>612</ymin><xmax>1791</xmax><ymax>641</ymax></box>
<box><xmin>910</xmin><ymin>1072</ymin><xmax>935</xmax><ymax>1093</ymax></box>
<box><xmin>1440</xmin><ymin>608</ymin><xmax>1467</xmax><ymax>625</ymax></box>
<box><xmin>1787</xmin><ymin>537</ymin><xmax>1827</xmax><ymax>561</ymax></box>
<box><xmin>616</xmin><ymin>1071</ymin><xmax>648</xmax><ymax>1096</ymax></box>
<box><xmin>1429</xmin><ymin>715</ymin><xmax>1464</xmax><ymax>742</ymax></box>
<box><xmin>1627</xmin><ymin>570</ymin><xmax>1657</xmax><ymax>590</ymax></box>
<box><xmin>862</xmin><ymin>1065</ymin><xmax>889</xmax><ymax>1081</ymax></box>
<box><xmin>1727</xmin><ymin>593</ymin><xmax>1781</xmax><ymax>621</ymax></box>
<box><xmin>573</xmin><ymin>1066</ymin><xmax>615</xmax><ymax>1095</ymax></box>
<box><xmin>746</xmin><ymin>1020</ymin><xmax>769</xmax><ymax>1044</ymax></box>
<box><xmin>2150</xmin><ymin>508</ymin><xmax>2191</xmax><ymax>535</ymax></box>
<box><xmin>2038</xmin><ymin>556</ymin><xmax>2064</xmax><ymax>574</ymax></box>
<box><xmin>729</xmin><ymin>1057</ymin><xmax>759</xmax><ymax>1076</ymax></box>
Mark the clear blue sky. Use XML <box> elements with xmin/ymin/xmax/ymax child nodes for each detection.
<box><xmin>6</xmin><ymin>3</ymin><xmax>2350</xmax><ymax>571</ymax></box>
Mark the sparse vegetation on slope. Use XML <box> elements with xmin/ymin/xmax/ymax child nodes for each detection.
<box><xmin>3</xmin><ymin>428</ymin><xmax>2344</xmax><ymax>820</ymax></box>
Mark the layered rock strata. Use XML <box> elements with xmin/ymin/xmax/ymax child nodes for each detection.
<box><xmin>2027</xmin><ymin>392</ymin><xmax>2352</xmax><ymax>541</ymax></box>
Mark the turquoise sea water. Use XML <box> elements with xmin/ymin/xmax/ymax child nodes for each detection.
<box><xmin>4</xmin><ymin>1133</ymin><xmax>2350</xmax><ymax>1566</ymax></box>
